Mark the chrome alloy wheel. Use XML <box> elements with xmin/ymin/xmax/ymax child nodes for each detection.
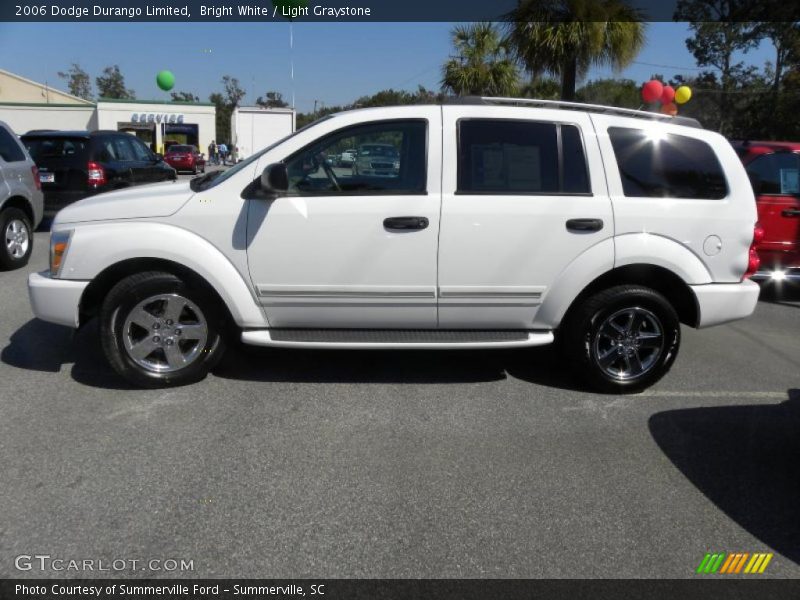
<box><xmin>121</xmin><ymin>294</ymin><xmax>208</xmax><ymax>373</ymax></box>
<box><xmin>592</xmin><ymin>307</ymin><xmax>665</xmax><ymax>381</ymax></box>
<box><xmin>5</xmin><ymin>219</ymin><xmax>29</xmax><ymax>259</ymax></box>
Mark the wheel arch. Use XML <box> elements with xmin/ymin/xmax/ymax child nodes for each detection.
<box><xmin>556</xmin><ymin>264</ymin><xmax>699</xmax><ymax>330</ymax></box>
<box><xmin>1</xmin><ymin>195</ymin><xmax>35</xmax><ymax>225</ymax></box>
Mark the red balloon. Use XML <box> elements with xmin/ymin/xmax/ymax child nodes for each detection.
<box><xmin>641</xmin><ymin>79</ymin><xmax>664</xmax><ymax>103</ymax></box>
<box><xmin>661</xmin><ymin>85</ymin><xmax>675</xmax><ymax>104</ymax></box>
<box><xmin>660</xmin><ymin>102</ymin><xmax>678</xmax><ymax>116</ymax></box>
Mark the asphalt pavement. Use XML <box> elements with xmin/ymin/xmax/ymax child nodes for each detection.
<box><xmin>1</xmin><ymin>232</ymin><xmax>799</xmax><ymax>579</ymax></box>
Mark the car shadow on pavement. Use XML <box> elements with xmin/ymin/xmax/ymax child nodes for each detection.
<box><xmin>758</xmin><ymin>284</ymin><xmax>800</xmax><ymax>308</ymax></box>
<box><xmin>1</xmin><ymin>319</ymin><xmax>137</xmax><ymax>390</ymax></box>
<box><xmin>649</xmin><ymin>388</ymin><xmax>800</xmax><ymax>564</ymax></box>
<box><xmin>2</xmin><ymin>318</ymin><xmax>592</xmax><ymax>391</ymax></box>
<box><xmin>212</xmin><ymin>342</ymin><xmax>592</xmax><ymax>391</ymax></box>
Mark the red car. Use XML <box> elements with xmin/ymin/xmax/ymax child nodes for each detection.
<box><xmin>733</xmin><ymin>140</ymin><xmax>800</xmax><ymax>283</ymax></box>
<box><xmin>163</xmin><ymin>144</ymin><xmax>206</xmax><ymax>174</ymax></box>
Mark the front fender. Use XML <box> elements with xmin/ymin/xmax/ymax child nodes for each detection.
<box><xmin>58</xmin><ymin>222</ymin><xmax>268</xmax><ymax>328</ymax></box>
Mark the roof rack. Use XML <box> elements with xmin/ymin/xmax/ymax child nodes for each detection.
<box><xmin>448</xmin><ymin>96</ymin><xmax>703</xmax><ymax>129</ymax></box>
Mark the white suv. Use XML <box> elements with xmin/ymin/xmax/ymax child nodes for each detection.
<box><xmin>28</xmin><ymin>98</ymin><xmax>761</xmax><ymax>392</ymax></box>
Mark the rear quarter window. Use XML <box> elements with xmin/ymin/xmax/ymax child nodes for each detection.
<box><xmin>608</xmin><ymin>127</ymin><xmax>727</xmax><ymax>200</ymax></box>
<box><xmin>23</xmin><ymin>137</ymin><xmax>88</xmax><ymax>161</ymax></box>
<box><xmin>0</xmin><ymin>127</ymin><xmax>26</xmax><ymax>162</ymax></box>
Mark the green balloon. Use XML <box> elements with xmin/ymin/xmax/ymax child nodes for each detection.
<box><xmin>156</xmin><ymin>70</ymin><xmax>175</xmax><ymax>92</ymax></box>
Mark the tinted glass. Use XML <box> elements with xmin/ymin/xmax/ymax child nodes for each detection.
<box><xmin>458</xmin><ymin>120</ymin><xmax>559</xmax><ymax>193</ymax></box>
<box><xmin>746</xmin><ymin>152</ymin><xmax>800</xmax><ymax>195</ymax></box>
<box><xmin>562</xmin><ymin>124</ymin><xmax>590</xmax><ymax>194</ymax></box>
<box><xmin>112</xmin><ymin>136</ymin><xmax>137</xmax><ymax>161</ymax></box>
<box><xmin>23</xmin><ymin>137</ymin><xmax>87</xmax><ymax>161</ymax></box>
<box><xmin>169</xmin><ymin>145</ymin><xmax>193</xmax><ymax>153</ymax></box>
<box><xmin>284</xmin><ymin>120</ymin><xmax>427</xmax><ymax>195</ymax></box>
<box><xmin>609</xmin><ymin>127</ymin><xmax>727</xmax><ymax>199</ymax></box>
<box><xmin>130</xmin><ymin>137</ymin><xmax>154</xmax><ymax>161</ymax></box>
<box><xmin>0</xmin><ymin>127</ymin><xmax>25</xmax><ymax>162</ymax></box>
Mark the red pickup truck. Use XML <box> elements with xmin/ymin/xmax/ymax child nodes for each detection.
<box><xmin>733</xmin><ymin>140</ymin><xmax>800</xmax><ymax>283</ymax></box>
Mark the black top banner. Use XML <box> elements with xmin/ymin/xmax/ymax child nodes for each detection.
<box><xmin>1</xmin><ymin>0</ymin><xmax>796</xmax><ymax>22</ymax></box>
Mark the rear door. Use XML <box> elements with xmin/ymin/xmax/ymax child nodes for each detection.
<box><xmin>438</xmin><ymin>106</ymin><xmax>613</xmax><ymax>328</ymax></box>
<box><xmin>744</xmin><ymin>151</ymin><xmax>800</xmax><ymax>269</ymax></box>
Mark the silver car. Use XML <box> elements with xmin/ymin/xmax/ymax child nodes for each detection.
<box><xmin>0</xmin><ymin>121</ymin><xmax>43</xmax><ymax>269</ymax></box>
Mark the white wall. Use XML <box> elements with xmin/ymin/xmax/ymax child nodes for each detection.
<box><xmin>231</xmin><ymin>107</ymin><xmax>295</xmax><ymax>160</ymax></box>
<box><xmin>0</xmin><ymin>104</ymin><xmax>97</xmax><ymax>135</ymax></box>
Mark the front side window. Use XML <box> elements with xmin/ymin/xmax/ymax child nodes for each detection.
<box><xmin>457</xmin><ymin>120</ymin><xmax>590</xmax><ymax>194</ymax></box>
<box><xmin>746</xmin><ymin>152</ymin><xmax>800</xmax><ymax>195</ymax></box>
<box><xmin>130</xmin><ymin>138</ymin><xmax>154</xmax><ymax>161</ymax></box>
<box><xmin>284</xmin><ymin>120</ymin><xmax>427</xmax><ymax>195</ymax></box>
<box><xmin>112</xmin><ymin>136</ymin><xmax>137</xmax><ymax>162</ymax></box>
<box><xmin>608</xmin><ymin>127</ymin><xmax>727</xmax><ymax>199</ymax></box>
<box><xmin>0</xmin><ymin>127</ymin><xmax>25</xmax><ymax>162</ymax></box>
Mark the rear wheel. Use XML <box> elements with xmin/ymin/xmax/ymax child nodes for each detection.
<box><xmin>0</xmin><ymin>207</ymin><xmax>33</xmax><ymax>270</ymax></box>
<box><xmin>560</xmin><ymin>285</ymin><xmax>680</xmax><ymax>393</ymax></box>
<box><xmin>100</xmin><ymin>271</ymin><xmax>226</xmax><ymax>388</ymax></box>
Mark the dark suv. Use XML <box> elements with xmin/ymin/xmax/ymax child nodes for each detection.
<box><xmin>21</xmin><ymin>130</ymin><xmax>177</xmax><ymax>216</ymax></box>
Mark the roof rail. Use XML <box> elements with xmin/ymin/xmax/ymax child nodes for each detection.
<box><xmin>448</xmin><ymin>96</ymin><xmax>703</xmax><ymax>129</ymax></box>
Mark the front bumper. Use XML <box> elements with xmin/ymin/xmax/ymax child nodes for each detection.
<box><xmin>691</xmin><ymin>280</ymin><xmax>761</xmax><ymax>329</ymax></box>
<box><xmin>28</xmin><ymin>271</ymin><xmax>89</xmax><ymax>328</ymax></box>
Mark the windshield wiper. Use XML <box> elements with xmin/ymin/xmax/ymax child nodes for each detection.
<box><xmin>190</xmin><ymin>170</ymin><xmax>223</xmax><ymax>192</ymax></box>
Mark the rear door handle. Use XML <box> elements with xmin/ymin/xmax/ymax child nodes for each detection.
<box><xmin>566</xmin><ymin>218</ymin><xmax>604</xmax><ymax>232</ymax></box>
<box><xmin>383</xmin><ymin>216</ymin><xmax>429</xmax><ymax>231</ymax></box>
<box><xmin>782</xmin><ymin>209</ymin><xmax>800</xmax><ymax>217</ymax></box>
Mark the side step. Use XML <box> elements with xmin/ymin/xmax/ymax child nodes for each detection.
<box><xmin>241</xmin><ymin>329</ymin><xmax>554</xmax><ymax>349</ymax></box>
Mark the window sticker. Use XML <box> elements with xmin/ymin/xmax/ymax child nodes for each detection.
<box><xmin>507</xmin><ymin>145</ymin><xmax>541</xmax><ymax>191</ymax></box>
<box><xmin>780</xmin><ymin>168</ymin><xmax>799</xmax><ymax>194</ymax></box>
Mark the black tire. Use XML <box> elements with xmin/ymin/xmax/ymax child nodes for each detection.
<box><xmin>99</xmin><ymin>271</ymin><xmax>226</xmax><ymax>388</ymax></box>
<box><xmin>0</xmin><ymin>207</ymin><xmax>33</xmax><ymax>270</ymax></box>
<box><xmin>559</xmin><ymin>285</ymin><xmax>680</xmax><ymax>394</ymax></box>
<box><xmin>192</xmin><ymin>165</ymin><xmax>198</xmax><ymax>175</ymax></box>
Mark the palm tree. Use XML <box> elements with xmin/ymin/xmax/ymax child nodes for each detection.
<box><xmin>442</xmin><ymin>23</ymin><xmax>519</xmax><ymax>97</ymax></box>
<box><xmin>506</xmin><ymin>0</ymin><xmax>646</xmax><ymax>101</ymax></box>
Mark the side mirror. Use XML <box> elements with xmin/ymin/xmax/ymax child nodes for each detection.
<box><xmin>260</xmin><ymin>162</ymin><xmax>289</xmax><ymax>194</ymax></box>
<box><xmin>154</xmin><ymin>153</ymin><xmax>164</xmax><ymax>162</ymax></box>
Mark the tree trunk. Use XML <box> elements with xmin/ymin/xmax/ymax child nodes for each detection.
<box><xmin>561</xmin><ymin>58</ymin><xmax>578</xmax><ymax>101</ymax></box>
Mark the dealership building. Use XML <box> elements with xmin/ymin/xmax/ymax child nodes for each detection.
<box><xmin>0</xmin><ymin>68</ymin><xmax>216</xmax><ymax>153</ymax></box>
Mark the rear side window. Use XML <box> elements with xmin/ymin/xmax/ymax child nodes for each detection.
<box><xmin>608</xmin><ymin>127</ymin><xmax>727</xmax><ymax>199</ymax></box>
<box><xmin>457</xmin><ymin>120</ymin><xmax>590</xmax><ymax>194</ymax></box>
<box><xmin>24</xmin><ymin>137</ymin><xmax>87</xmax><ymax>161</ymax></box>
<box><xmin>112</xmin><ymin>136</ymin><xmax>137</xmax><ymax>161</ymax></box>
<box><xmin>745</xmin><ymin>152</ymin><xmax>800</xmax><ymax>195</ymax></box>
<box><xmin>0</xmin><ymin>127</ymin><xmax>25</xmax><ymax>162</ymax></box>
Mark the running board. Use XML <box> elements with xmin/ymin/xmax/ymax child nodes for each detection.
<box><xmin>241</xmin><ymin>329</ymin><xmax>554</xmax><ymax>349</ymax></box>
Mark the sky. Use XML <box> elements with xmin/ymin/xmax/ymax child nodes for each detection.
<box><xmin>0</xmin><ymin>22</ymin><xmax>776</xmax><ymax>113</ymax></box>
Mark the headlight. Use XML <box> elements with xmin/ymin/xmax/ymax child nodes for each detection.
<box><xmin>49</xmin><ymin>230</ymin><xmax>73</xmax><ymax>277</ymax></box>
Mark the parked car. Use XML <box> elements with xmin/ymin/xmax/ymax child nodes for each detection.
<box><xmin>21</xmin><ymin>130</ymin><xmax>177</xmax><ymax>216</ymax></box>
<box><xmin>352</xmin><ymin>143</ymin><xmax>400</xmax><ymax>177</ymax></box>
<box><xmin>732</xmin><ymin>140</ymin><xmax>800</xmax><ymax>283</ymax></box>
<box><xmin>337</xmin><ymin>148</ymin><xmax>357</xmax><ymax>167</ymax></box>
<box><xmin>0</xmin><ymin>120</ymin><xmax>43</xmax><ymax>269</ymax></box>
<box><xmin>164</xmin><ymin>144</ymin><xmax>206</xmax><ymax>174</ymax></box>
<box><xmin>29</xmin><ymin>99</ymin><xmax>760</xmax><ymax>391</ymax></box>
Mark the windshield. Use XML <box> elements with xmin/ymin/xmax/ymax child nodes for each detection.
<box><xmin>191</xmin><ymin>116</ymin><xmax>333</xmax><ymax>192</ymax></box>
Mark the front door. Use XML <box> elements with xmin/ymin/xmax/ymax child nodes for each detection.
<box><xmin>438</xmin><ymin>106</ymin><xmax>614</xmax><ymax>328</ymax></box>
<box><xmin>245</xmin><ymin>112</ymin><xmax>442</xmax><ymax>328</ymax></box>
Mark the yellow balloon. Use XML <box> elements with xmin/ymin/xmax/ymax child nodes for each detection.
<box><xmin>675</xmin><ymin>86</ymin><xmax>692</xmax><ymax>105</ymax></box>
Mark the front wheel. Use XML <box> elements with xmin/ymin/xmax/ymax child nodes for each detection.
<box><xmin>560</xmin><ymin>285</ymin><xmax>680</xmax><ymax>393</ymax></box>
<box><xmin>100</xmin><ymin>272</ymin><xmax>226</xmax><ymax>388</ymax></box>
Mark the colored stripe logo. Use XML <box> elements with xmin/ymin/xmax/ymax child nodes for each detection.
<box><xmin>696</xmin><ymin>552</ymin><xmax>773</xmax><ymax>574</ymax></box>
